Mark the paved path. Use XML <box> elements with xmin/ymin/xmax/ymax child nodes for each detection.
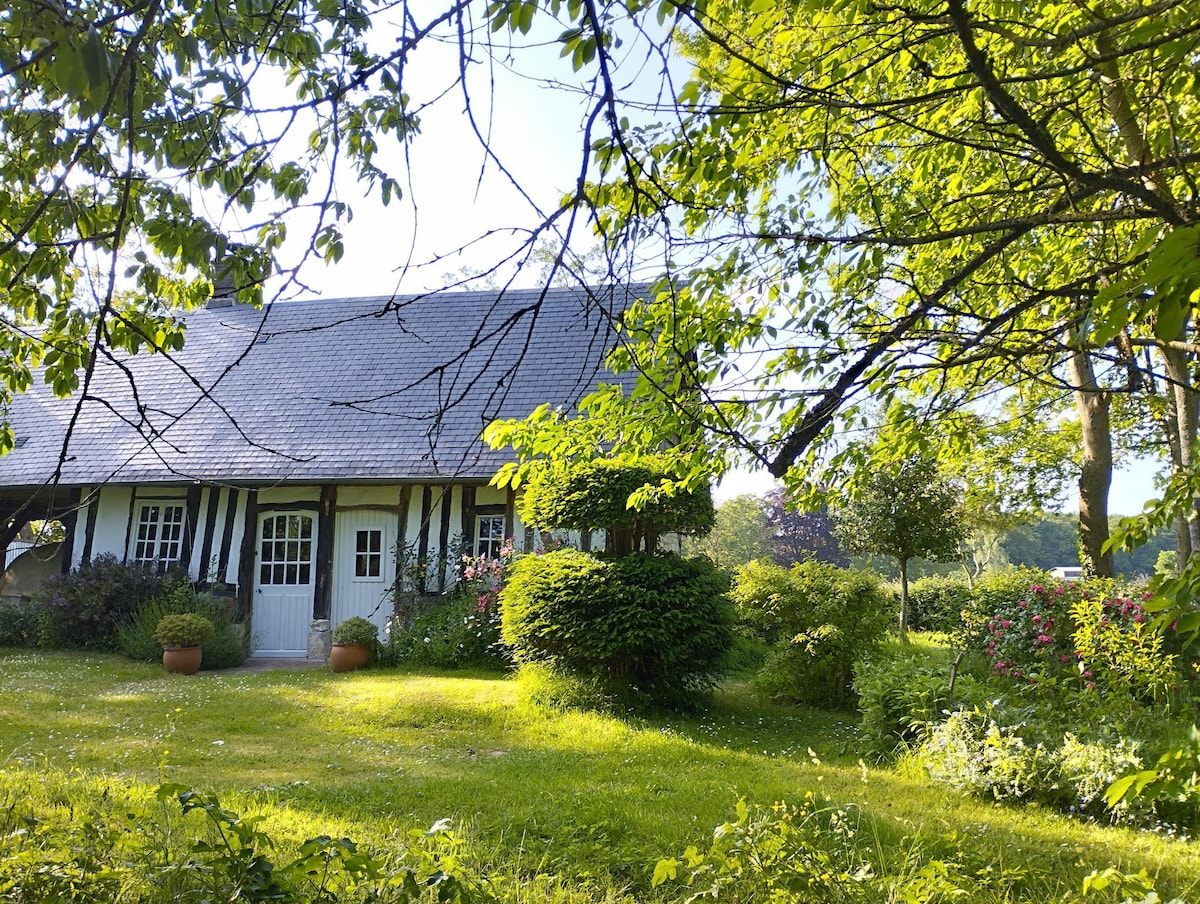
<box><xmin>217</xmin><ymin>657</ymin><xmax>328</xmax><ymax>674</ymax></box>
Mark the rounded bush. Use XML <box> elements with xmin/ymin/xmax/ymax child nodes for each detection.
<box><xmin>907</xmin><ymin>574</ymin><xmax>972</xmax><ymax>633</ymax></box>
<box><xmin>332</xmin><ymin>616</ymin><xmax>379</xmax><ymax>645</ymax></box>
<box><xmin>732</xmin><ymin>559</ymin><xmax>891</xmax><ymax>708</ymax></box>
<box><xmin>154</xmin><ymin>612</ymin><xmax>215</xmax><ymax>647</ymax></box>
<box><xmin>500</xmin><ymin>549</ymin><xmax>733</xmax><ymax>707</ymax></box>
<box><xmin>518</xmin><ymin>457</ymin><xmax>715</xmax><ymax>553</ymax></box>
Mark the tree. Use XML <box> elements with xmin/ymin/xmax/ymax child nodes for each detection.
<box><xmin>687</xmin><ymin>494</ymin><xmax>772</xmax><ymax>570</ymax></box>
<box><xmin>762</xmin><ymin>488</ymin><xmax>847</xmax><ymax>568</ymax></box>
<box><xmin>833</xmin><ymin>457</ymin><xmax>967</xmax><ymax>642</ymax></box>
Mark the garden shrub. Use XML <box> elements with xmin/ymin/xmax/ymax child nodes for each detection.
<box><xmin>500</xmin><ymin>548</ymin><xmax>733</xmax><ymax>708</ymax></box>
<box><xmin>732</xmin><ymin>559</ymin><xmax>890</xmax><ymax>708</ymax></box>
<box><xmin>907</xmin><ymin>574</ymin><xmax>972</xmax><ymax>633</ymax></box>
<box><xmin>0</xmin><ymin>595</ymin><xmax>38</xmax><ymax>646</ymax></box>
<box><xmin>381</xmin><ymin>593</ymin><xmax>508</xmax><ymax>669</ymax></box>
<box><xmin>913</xmin><ymin>702</ymin><xmax>1157</xmax><ymax>826</ymax></box>
<box><xmin>981</xmin><ymin>580</ymin><xmax>1181</xmax><ymax>702</ymax></box>
<box><xmin>31</xmin><ymin>554</ymin><xmax>190</xmax><ymax>651</ymax></box>
<box><xmin>853</xmin><ymin>651</ymin><xmax>985</xmax><ymax>757</ymax></box>
<box><xmin>958</xmin><ymin>565</ymin><xmax>1053</xmax><ymax>650</ymax></box>
<box><xmin>381</xmin><ymin>545</ymin><xmax>512</xmax><ymax>669</ymax></box>
<box><xmin>117</xmin><ymin>583</ymin><xmax>249</xmax><ymax>670</ymax></box>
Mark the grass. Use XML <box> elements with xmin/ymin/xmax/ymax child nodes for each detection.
<box><xmin>1</xmin><ymin>648</ymin><xmax>1198</xmax><ymax>902</ymax></box>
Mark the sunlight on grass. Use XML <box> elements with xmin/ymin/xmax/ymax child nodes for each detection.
<box><xmin>2</xmin><ymin>649</ymin><xmax>1198</xmax><ymax>902</ymax></box>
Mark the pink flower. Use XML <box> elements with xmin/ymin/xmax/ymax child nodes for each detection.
<box><xmin>1018</xmin><ymin>600</ymin><xmax>1028</xmax><ymax>609</ymax></box>
<box><xmin>1002</xmin><ymin>619</ymin><xmax>1012</xmax><ymax>629</ymax></box>
<box><xmin>1037</xmin><ymin>634</ymin><xmax>1052</xmax><ymax>644</ymax></box>
<box><xmin>1030</xmin><ymin>585</ymin><xmax>1044</xmax><ymax>594</ymax></box>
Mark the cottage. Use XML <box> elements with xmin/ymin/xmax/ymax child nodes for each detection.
<box><xmin>0</xmin><ymin>284</ymin><xmax>640</xmax><ymax>657</ymax></box>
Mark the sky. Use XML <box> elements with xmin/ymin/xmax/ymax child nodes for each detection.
<box><xmin>235</xmin><ymin>8</ymin><xmax>1163</xmax><ymax>519</ymax></box>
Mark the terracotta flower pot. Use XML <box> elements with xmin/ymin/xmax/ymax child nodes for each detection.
<box><xmin>162</xmin><ymin>645</ymin><xmax>203</xmax><ymax>675</ymax></box>
<box><xmin>330</xmin><ymin>642</ymin><xmax>370</xmax><ymax>673</ymax></box>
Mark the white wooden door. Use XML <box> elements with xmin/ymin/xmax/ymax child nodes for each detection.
<box><xmin>251</xmin><ymin>511</ymin><xmax>316</xmax><ymax>656</ymax></box>
<box><xmin>332</xmin><ymin>510</ymin><xmax>395</xmax><ymax>637</ymax></box>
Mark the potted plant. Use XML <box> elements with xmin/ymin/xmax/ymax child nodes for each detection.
<box><xmin>154</xmin><ymin>613</ymin><xmax>215</xmax><ymax>675</ymax></box>
<box><xmin>330</xmin><ymin>616</ymin><xmax>378</xmax><ymax>672</ymax></box>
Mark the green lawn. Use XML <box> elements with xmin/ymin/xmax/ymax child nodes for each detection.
<box><xmin>1</xmin><ymin>649</ymin><xmax>1197</xmax><ymax>902</ymax></box>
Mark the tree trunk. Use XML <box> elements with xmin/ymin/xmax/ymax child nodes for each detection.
<box><xmin>1068</xmin><ymin>349</ymin><xmax>1114</xmax><ymax>578</ymax></box>
<box><xmin>897</xmin><ymin>556</ymin><xmax>910</xmax><ymax>644</ymax></box>
<box><xmin>1160</xmin><ymin>342</ymin><xmax>1200</xmax><ymax>560</ymax></box>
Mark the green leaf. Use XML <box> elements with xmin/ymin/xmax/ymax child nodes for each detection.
<box><xmin>80</xmin><ymin>26</ymin><xmax>110</xmax><ymax>96</ymax></box>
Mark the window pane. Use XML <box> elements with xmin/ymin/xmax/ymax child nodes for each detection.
<box><xmin>299</xmin><ymin>541</ymin><xmax>312</xmax><ymax>562</ymax></box>
<box><xmin>286</xmin><ymin>564</ymin><xmax>297</xmax><ymax>584</ymax></box>
<box><xmin>356</xmin><ymin>554</ymin><xmax>368</xmax><ymax>578</ymax></box>
<box><xmin>356</xmin><ymin>531</ymin><xmax>368</xmax><ymax>553</ymax></box>
<box><xmin>273</xmin><ymin>564</ymin><xmax>285</xmax><ymax>584</ymax></box>
<box><xmin>369</xmin><ymin>531</ymin><xmax>381</xmax><ymax>553</ymax></box>
<box><xmin>300</xmin><ymin>518</ymin><xmax>312</xmax><ymax>539</ymax></box>
<box><xmin>260</xmin><ymin>564</ymin><xmax>271</xmax><ymax>584</ymax></box>
<box><xmin>299</xmin><ymin>564</ymin><xmax>311</xmax><ymax>584</ymax></box>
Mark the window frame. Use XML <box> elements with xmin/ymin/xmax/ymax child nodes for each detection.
<box><xmin>130</xmin><ymin>501</ymin><xmax>187</xmax><ymax>570</ymax></box>
<box><xmin>473</xmin><ymin>512</ymin><xmax>506</xmax><ymax>559</ymax></box>
<box><xmin>352</xmin><ymin>528</ymin><xmax>384</xmax><ymax>582</ymax></box>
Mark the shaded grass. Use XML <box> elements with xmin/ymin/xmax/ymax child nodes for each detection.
<box><xmin>1</xmin><ymin>649</ymin><xmax>1198</xmax><ymax>901</ymax></box>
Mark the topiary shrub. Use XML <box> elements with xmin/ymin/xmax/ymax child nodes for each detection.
<box><xmin>32</xmin><ymin>554</ymin><xmax>190</xmax><ymax>651</ymax></box>
<box><xmin>500</xmin><ymin>548</ymin><xmax>733</xmax><ymax>708</ymax></box>
<box><xmin>731</xmin><ymin>559</ymin><xmax>891</xmax><ymax>708</ymax></box>
<box><xmin>907</xmin><ymin>574</ymin><xmax>972</xmax><ymax>633</ymax></box>
<box><xmin>518</xmin><ymin>456</ymin><xmax>715</xmax><ymax>554</ymax></box>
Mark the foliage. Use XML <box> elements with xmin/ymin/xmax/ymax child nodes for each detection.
<box><xmin>153</xmin><ymin>612</ymin><xmax>215</xmax><ymax>648</ymax></box>
<box><xmin>853</xmin><ymin>651</ymin><xmax>985</xmax><ymax>758</ymax></box>
<box><xmin>834</xmin><ymin>456</ymin><xmax>967</xmax><ymax>639</ymax></box>
<box><xmin>652</xmin><ymin>797</ymin><xmax>879</xmax><ymax>903</ymax></box>
<box><xmin>687</xmin><ymin>494</ymin><xmax>773</xmax><ymax>571</ymax></box>
<box><xmin>500</xmin><ymin>549</ymin><xmax>734</xmax><ymax>708</ymax></box>
<box><xmin>0</xmin><ymin>775</ymin><xmax>496</xmax><ymax>904</ymax></box>
<box><xmin>763</xmin><ymin>488</ymin><xmax>848</xmax><ymax>567</ymax></box>
<box><xmin>0</xmin><ymin>596</ymin><xmax>38</xmax><ymax>647</ymax></box>
<box><xmin>332</xmin><ymin>615</ymin><xmax>380</xmax><ymax>646</ymax></box>
<box><xmin>1002</xmin><ymin>515</ymin><xmax>1177</xmax><ymax>577</ymax></box>
<box><xmin>914</xmin><ymin>703</ymin><xmax>1158</xmax><ymax>826</ymax></box>
<box><xmin>959</xmin><ymin>566</ymin><xmax>1055</xmax><ymax>651</ymax></box>
<box><xmin>382</xmin><ymin>544</ymin><xmax>512</xmax><ymax>669</ymax></box>
<box><xmin>732</xmin><ymin>560</ymin><xmax>891</xmax><ymax>708</ymax></box>
<box><xmin>1106</xmin><ymin>726</ymin><xmax>1200</xmax><ymax>825</ymax></box>
<box><xmin>981</xmin><ymin>580</ymin><xmax>1181</xmax><ymax>703</ymax></box>
<box><xmin>511</xmin><ymin>456</ymin><xmax>716</xmax><ymax>554</ymax></box>
<box><xmin>381</xmin><ymin>594</ymin><xmax>508</xmax><ymax>670</ymax></box>
<box><xmin>907</xmin><ymin>575</ymin><xmax>973</xmax><ymax>634</ymax></box>
<box><xmin>30</xmin><ymin>554</ymin><xmax>189</xmax><ymax>651</ymax></box>
<box><xmin>117</xmin><ymin>585</ymin><xmax>248</xmax><ymax>669</ymax></box>
<box><xmin>0</xmin><ymin>0</ymin><xmax>420</xmax><ymax>444</ymax></box>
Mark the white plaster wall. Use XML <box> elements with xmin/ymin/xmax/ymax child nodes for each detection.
<box><xmin>257</xmin><ymin>486</ymin><xmax>321</xmax><ymax>504</ymax></box>
<box><xmin>89</xmin><ymin>486</ymin><xmax>134</xmax><ymax>562</ymax></box>
<box><xmin>337</xmin><ymin>485</ymin><xmax>404</xmax><ymax>508</ymax></box>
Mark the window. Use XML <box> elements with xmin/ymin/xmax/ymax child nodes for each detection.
<box><xmin>354</xmin><ymin>529</ymin><xmax>382</xmax><ymax>579</ymax></box>
<box><xmin>132</xmin><ymin>503</ymin><xmax>185</xmax><ymax>568</ymax></box>
<box><xmin>258</xmin><ymin>514</ymin><xmax>314</xmax><ymax>586</ymax></box>
<box><xmin>474</xmin><ymin>514</ymin><xmax>505</xmax><ymax>559</ymax></box>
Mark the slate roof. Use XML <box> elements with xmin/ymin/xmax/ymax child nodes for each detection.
<box><xmin>0</xmin><ymin>284</ymin><xmax>643</xmax><ymax>489</ymax></box>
